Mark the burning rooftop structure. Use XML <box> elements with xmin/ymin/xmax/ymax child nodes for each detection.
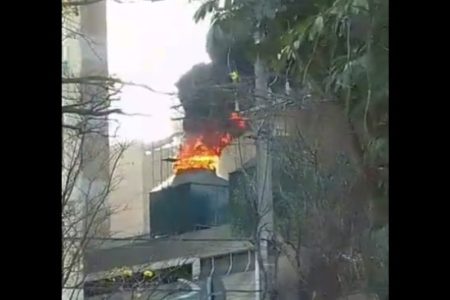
<box><xmin>174</xmin><ymin>111</ymin><xmax>246</xmax><ymax>175</ymax></box>
<box><xmin>147</xmin><ymin>54</ymin><xmax>250</xmax><ymax>237</ymax></box>
<box><xmin>171</xmin><ymin>21</ymin><xmax>255</xmax><ymax>176</ymax></box>
<box><xmin>171</xmin><ymin>57</ymin><xmax>250</xmax><ymax>175</ymax></box>
<box><xmin>146</xmin><ymin>24</ymin><xmax>255</xmax><ymax>236</ymax></box>
<box><xmin>151</xmin><ymin>101</ymin><xmax>246</xmax><ymax>236</ymax></box>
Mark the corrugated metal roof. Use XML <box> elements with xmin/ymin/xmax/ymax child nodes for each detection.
<box><xmin>85</xmin><ymin>225</ymin><xmax>253</xmax><ymax>275</ymax></box>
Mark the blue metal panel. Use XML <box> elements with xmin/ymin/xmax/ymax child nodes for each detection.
<box><xmin>150</xmin><ymin>180</ymin><xmax>229</xmax><ymax>237</ymax></box>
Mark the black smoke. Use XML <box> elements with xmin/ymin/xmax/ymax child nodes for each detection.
<box><xmin>175</xmin><ymin>25</ymin><xmax>254</xmax><ymax>141</ymax></box>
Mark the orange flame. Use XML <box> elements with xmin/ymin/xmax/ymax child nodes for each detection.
<box><xmin>230</xmin><ymin>112</ymin><xmax>246</xmax><ymax>129</ymax></box>
<box><xmin>174</xmin><ymin>112</ymin><xmax>246</xmax><ymax>175</ymax></box>
<box><xmin>173</xmin><ymin>133</ymin><xmax>232</xmax><ymax>174</ymax></box>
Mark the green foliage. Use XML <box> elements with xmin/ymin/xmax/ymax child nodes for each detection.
<box><xmin>193</xmin><ymin>0</ymin><xmax>219</xmax><ymax>23</ymax></box>
<box><xmin>192</xmin><ymin>0</ymin><xmax>388</xmax><ymax>296</ymax></box>
<box><xmin>195</xmin><ymin>0</ymin><xmax>388</xmax><ymax>145</ymax></box>
<box><xmin>272</xmin><ymin>137</ymin><xmax>358</xmax><ymax>250</ymax></box>
<box><xmin>362</xmin><ymin>226</ymin><xmax>388</xmax><ymax>300</ymax></box>
<box><xmin>228</xmin><ymin>167</ymin><xmax>258</xmax><ymax>238</ymax></box>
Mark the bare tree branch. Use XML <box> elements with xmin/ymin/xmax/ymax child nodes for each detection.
<box><xmin>62</xmin><ymin>76</ymin><xmax>176</xmax><ymax>96</ymax></box>
<box><xmin>63</xmin><ymin>107</ymin><xmax>123</xmax><ymax>116</ymax></box>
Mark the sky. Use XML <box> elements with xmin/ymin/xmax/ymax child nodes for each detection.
<box><xmin>107</xmin><ymin>0</ymin><xmax>211</xmax><ymax>144</ymax></box>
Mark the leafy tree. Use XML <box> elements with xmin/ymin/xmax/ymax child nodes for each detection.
<box><xmin>192</xmin><ymin>0</ymin><xmax>388</xmax><ymax>299</ymax></box>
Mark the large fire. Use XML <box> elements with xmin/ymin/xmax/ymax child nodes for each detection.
<box><xmin>174</xmin><ymin>112</ymin><xmax>246</xmax><ymax>175</ymax></box>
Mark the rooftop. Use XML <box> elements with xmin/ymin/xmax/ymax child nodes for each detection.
<box><xmin>152</xmin><ymin>170</ymin><xmax>228</xmax><ymax>192</ymax></box>
<box><xmin>85</xmin><ymin>225</ymin><xmax>253</xmax><ymax>276</ymax></box>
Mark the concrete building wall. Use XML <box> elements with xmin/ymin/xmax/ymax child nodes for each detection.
<box><xmin>78</xmin><ymin>1</ymin><xmax>111</xmax><ymax>239</ymax></box>
<box><xmin>62</xmin><ymin>7</ymin><xmax>84</xmax><ymax>300</ymax></box>
<box><xmin>219</xmin><ymin>105</ymin><xmax>363</xmax><ymax>179</ymax></box>
<box><xmin>217</xmin><ymin>111</ymin><xmax>301</xmax><ymax>180</ymax></box>
<box><xmin>109</xmin><ymin>142</ymin><xmax>146</xmax><ymax>237</ymax></box>
<box><xmin>272</xmin><ymin>106</ymin><xmax>363</xmax><ymax>171</ymax></box>
<box><xmin>217</xmin><ymin>132</ymin><xmax>256</xmax><ymax>180</ymax></box>
<box><xmin>108</xmin><ymin>141</ymin><xmax>177</xmax><ymax>237</ymax></box>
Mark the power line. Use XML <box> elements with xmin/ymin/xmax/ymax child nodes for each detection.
<box><xmin>64</xmin><ymin>236</ymin><xmax>254</xmax><ymax>243</ymax></box>
<box><xmin>77</xmin><ymin>286</ymin><xmax>261</xmax><ymax>294</ymax></box>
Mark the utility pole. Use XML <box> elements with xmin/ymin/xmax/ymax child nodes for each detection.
<box><xmin>253</xmin><ymin>29</ymin><xmax>275</xmax><ymax>300</ymax></box>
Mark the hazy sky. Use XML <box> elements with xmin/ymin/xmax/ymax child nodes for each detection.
<box><xmin>107</xmin><ymin>0</ymin><xmax>210</xmax><ymax>143</ymax></box>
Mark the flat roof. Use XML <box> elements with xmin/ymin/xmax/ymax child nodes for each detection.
<box><xmin>85</xmin><ymin>225</ymin><xmax>253</xmax><ymax>275</ymax></box>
